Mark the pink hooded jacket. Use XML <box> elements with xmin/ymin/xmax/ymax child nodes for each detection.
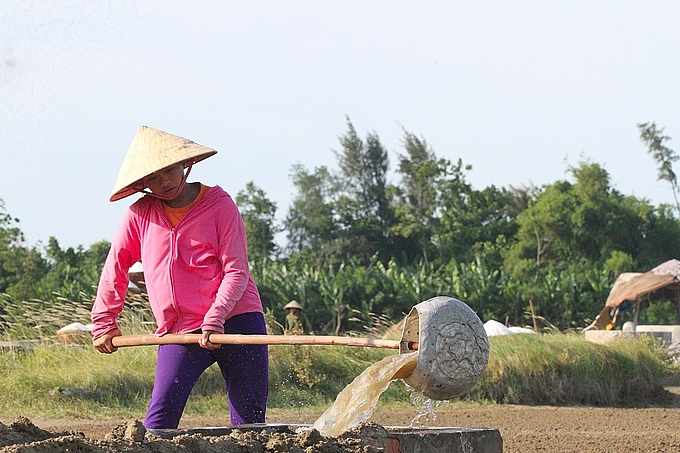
<box><xmin>91</xmin><ymin>185</ymin><xmax>262</xmax><ymax>339</ymax></box>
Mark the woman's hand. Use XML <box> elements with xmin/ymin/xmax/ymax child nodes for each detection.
<box><xmin>92</xmin><ymin>328</ymin><xmax>122</xmax><ymax>354</ymax></box>
<box><xmin>199</xmin><ymin>330</ymin><xmax>221</xmax><ymax>350</ymax></box>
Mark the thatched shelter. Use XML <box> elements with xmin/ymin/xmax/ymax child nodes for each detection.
<box><xmin>586</xmin><ymin>259</ymin><xmax>680</xmax><ymax>330</ymax></box>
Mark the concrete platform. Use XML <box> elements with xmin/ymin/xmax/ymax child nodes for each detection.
<box><xmin>148</xmin><ymin>423</ymin><xmax>503</xmax><ymax>453</ymax></box>
<box><xmin>585</xmin><ymin>325</ymin><xmax>680</xmax><ymax>345</ymax></box>
<box><xmin>635</xmin><ymin>325</ymin><xmax>680</xmax><ymax>345</ymax></box>
<box><xmin>584</xmin><ymin>330</ymin><xmax>634</xmax><ymax>344</ymax></box>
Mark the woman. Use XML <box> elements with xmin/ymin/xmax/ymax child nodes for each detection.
<box><xmin>91</xmin><ymin>126</ymin><xmax>268</xmax><ymax>429</ymax></box>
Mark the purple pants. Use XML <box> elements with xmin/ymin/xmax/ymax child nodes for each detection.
<box><xmin>144</xmin><ymin>312</ymin><xmax>269</xmax><ymax>429</ymax></box>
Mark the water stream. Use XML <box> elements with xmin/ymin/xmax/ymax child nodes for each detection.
<box><xmin>312</xmin><ymin>352</ymin><xmax>418</xmax><ymax>437</ymax></box>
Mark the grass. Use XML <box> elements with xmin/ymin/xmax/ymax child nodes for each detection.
<box><xmin>0</xmin><ymin>341</ymin><xmax>409</xmax><ymax>420</ymax></box>
<box><xmin>0</xmin><ymin>331</ymin><xmax>675</xmax><ymax>421</ymax></box>
<box><xmin>467</xmin><ymin>332</ymin><xmax>676</xmax><ymax>406</ymax></box>
<box><xmin>0</xmin><ymin>343</ymin><xmax>154</xmax><ymax>419</ymax></box>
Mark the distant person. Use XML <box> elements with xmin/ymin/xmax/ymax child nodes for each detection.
<box><xmin>283</xmin><ymin>300</ymin><xmax>313</xmax><ymax>335</ymax></box>
<box><xmin>90</xmin><ymin>126</ymin><xmax>268</xmax><ymax>430</ymax></box>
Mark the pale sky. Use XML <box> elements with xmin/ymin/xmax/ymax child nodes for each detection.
<box><xmin>2</xmin><ymin>1</ymin><xmax>680</xmax><ymax>251</ymax></box>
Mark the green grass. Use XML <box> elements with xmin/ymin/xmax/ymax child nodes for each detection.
<box><xmin>0</xmin><ymin>342</ymin><xmax>408</xmax><ymax>420</ymax></box>
<box><xmin>0</xmin><ymin>344</ymin><xmax>155</xmax><ymax>419</ymax></box>
<box><xmin>467</xmin><ymin>333</ymin><xmax>676</xmax><ymax>406</ymax></box>
<box><xmin>0</xmin><ymin>332</ymin><xmax>675</xmax><ymax>420</ymax></box>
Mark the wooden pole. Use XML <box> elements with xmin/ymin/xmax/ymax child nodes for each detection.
<box><xmin>529</xmin><ymin>300</ymin><xmax>538</xmax><ymax>331</ymax></box>
<box><xmin>112</xmin><ymin>333</ymin><xmax>416</xmax><ymax>350</ymax></box>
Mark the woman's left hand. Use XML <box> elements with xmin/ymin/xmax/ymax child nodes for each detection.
<box><xmin>199</xmin><ymin>330</ymin><xmax>221</xmax><ymax>350</ymax></box>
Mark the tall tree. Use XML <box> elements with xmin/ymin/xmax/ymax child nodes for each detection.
<box><xmin>41</xmin><ymin>238</ymin><xmax>110</xmax><ymax>300</ymax></box>
<box><xmin>0</xmin><ymin>198</ymin><xmax>48</xmax><ymax>301</ymax></box>
<box><xmin>334</xmin><ymin>118</ymin><xmax>394</xmax><ymax>262</ymax></box>
<box><xmin>235</xmin><ymin>182</ymin><xmax>280</xmax><ymax>262</ymax></box>
<box><xmin>638</xmin><ymin>122</ymin><xmax>680</xmax><ymax>215</ymax></box>
<box><xmin>392</xmin><ymin>131</ymin><xmax>447</xmax><ymax>264</ymax></box>
<box><xmin>439</xmin><ymin>183</ymin><xmax>518</xmax><ymax>266</ymax></box>
<box><xmin>284</xmin><ymin>164</ymin><xmax>338</xmax><ymax>263</ymax></box>
<box><xmin>503</xmin><ymin>160</ymin><xmax>644</xmax><ymax>274</ymax></box>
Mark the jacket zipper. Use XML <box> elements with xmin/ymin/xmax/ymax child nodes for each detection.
<box><xmin>168</xmin><ymin>227</ymin><xmax>183</xmax><ymax>333</ymax></box>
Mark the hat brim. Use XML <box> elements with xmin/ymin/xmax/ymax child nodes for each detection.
<box><xmin>109</xmin><ymin>150</ymin><xmax>216</xmax><ymax>202</ymax></box>
<box><xmin>109</xmin><ymin>126</ymin><xmax>218</xmax><ymax>202</ymax></box>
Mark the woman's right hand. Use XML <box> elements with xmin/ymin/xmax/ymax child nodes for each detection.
<box><xmin>93</xmin><ymin>328</ymin><xmax>122</xmax><ymax>354</ymax></box>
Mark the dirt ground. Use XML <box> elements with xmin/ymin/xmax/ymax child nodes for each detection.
<box><xmin>3</xmin><ymin>388</ymin><xmax>680</xmax><ymax>453</ymax></box>
<box><xmin>0</xmin><ymin>384</ymin><xmax>679</xmax><ymax>452</ymax></box>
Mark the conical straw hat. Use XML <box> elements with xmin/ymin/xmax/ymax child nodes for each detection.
<box><xmin>283</xmin><ymin>300</ymin><xmax>304</xmax><ymax>310</ymax></box>
<box><xmin>109</xmin><ymin>126</ymin><xmax>218</xmax><ymax>202</ymax></box>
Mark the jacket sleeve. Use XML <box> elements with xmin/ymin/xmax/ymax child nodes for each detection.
<box><xmin>90</xmin><ymin>208</ymin><xmax>142</xmax><ymax>339</ymax></box>
<box><xmin>201</xmin><ymin>196</ymin><xmax>251</xmax><ymax>333</ymax></box>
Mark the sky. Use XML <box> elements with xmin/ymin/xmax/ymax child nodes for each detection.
<box><xmin>2</xmin><ymin>1</ymin><xmax>680</xmax><ymax>251</ymax></box>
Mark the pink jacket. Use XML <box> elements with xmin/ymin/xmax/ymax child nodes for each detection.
<box><xmin>91</xmin><ymin>185</ymin><xmax>262</xmax><ymax>339</ymax></box>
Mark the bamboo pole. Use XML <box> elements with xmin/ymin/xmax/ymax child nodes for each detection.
<box><xmin>112</xmin><ymin>333</ymin><xmax>417</xmax><ymax>350</ymax></box>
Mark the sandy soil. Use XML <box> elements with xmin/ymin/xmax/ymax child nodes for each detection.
<box><xmin>7</xmin><ymin>389</ymin><xmax>680</xmax><ymax>453</ymax></box>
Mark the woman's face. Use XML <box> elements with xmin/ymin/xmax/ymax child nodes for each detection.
<box><xmin>141</xmin><ymin>163</ymin><xmax>185</xmax><ymax>198</ymax></box>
